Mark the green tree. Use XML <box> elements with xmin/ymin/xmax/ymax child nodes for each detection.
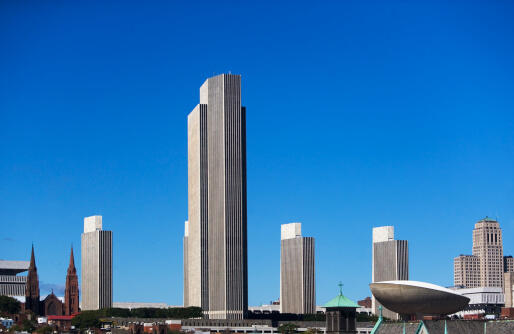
<box><xmin>0</xmin><ymin>295</ymin><xmax>21</xmax><ymax>315</ymax></box>
<box><xmin>21</xmin><ymin>318</ymin><xmax>36</xmax><ymax>332</ymax></box>
<box><xmin>35</xmin><ymin>325</ymin><xmax>54</xmax><ymax>334</ymax></box>
<box><xmin>277</xmin><ymin>323</ymin><xmax>298</xmax><ymax>334</ymax></box>
<box><xmin>71</xmin><ymin>311</ymin><xmax>101</xmax><ymax>329</ymax></box>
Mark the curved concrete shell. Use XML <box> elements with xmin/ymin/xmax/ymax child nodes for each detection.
<box><xmin>369</xmin><ymin>281</ymin><xmax>470</xmax><ymax>316</ymax></box>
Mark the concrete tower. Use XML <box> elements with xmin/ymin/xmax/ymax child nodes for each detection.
<box><xmin>25</xmin><ymin>245</ymin><xmax>40</xmax><ymax>315</ymax></box>
<box><xmin>64</xmin><ymin>246</ymin><xmax>79</xmax><ymax>315</ymax></box>
<box><xmin>185</xmin><ymin>74</ymin><xmax>248</xmax><ymax>319</ymax></box>
<box><xmin>472</xmin><ymin>217</ymin><xmax>504</xmax><ymax>288</ymax></box>
<box><xmin>371</xmin><ymin>226</ymin><xmax>409</xmax><ymax>320</ymax></box>
<box><xmin>81</xmin><ymin>215</ymin><xmax>112</xmax><ymax>310</ymax></box>
<box><xmin>280</xmin><ymin>223</ymin><xmax>315</xmax><ymax>314</ymax></box>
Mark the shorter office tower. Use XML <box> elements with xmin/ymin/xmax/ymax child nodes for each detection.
<box><xmin>0</xmin><ymin>260</ymin><xmax>29</xmax><ymax>297</ymax></box>
<box><xmin>504</xmin><ymin>256</ymin><xmax>514</xmax><ymax>273</ymax></box>
<box><xmin>81</xmin><ymin>215</ymin><xmax>112</xmax><ymax>310</ymax></box>
<box><xmin>453</xmin><ymin>217</ymin><xmax>504</xmax><ymax>289</ymax></box>
<box><xmin>505</xmin><ymin>272</ymin><xmax>514</xmax><ymax>308</ymax></box>
<box><xmin>25</xmin><ymin>245</ymin><xmax>40</xmax><ymax>315</ymax></box>
<box><xmin>454</xmin><ymin>255</ymin><xmax>480</xmax><ymax>288</ymax></box>
<box><xmin>280</xmin><ymin>223</ymin><xmax>315</xmax><ymax>314</ymax></box>
<box><xmin>371</xmin><ymin>226</ymin><xmax>408</xmax><ymax>320</ymax></box>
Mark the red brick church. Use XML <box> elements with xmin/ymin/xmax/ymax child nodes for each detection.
<box><xmin>24</xmin><ymin>245</ymin><xmax>80</xmax><ymax>316</ymax></box>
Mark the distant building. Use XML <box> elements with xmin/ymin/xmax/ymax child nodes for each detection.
<box><xmin>113</xmin><ymin>302</ymin><xmax>172</xmax><ymax>310</ymax></box>
<box><xmin>505</xmin><ymin>272</ymin><xmax>514</xmax><ymax>308</ymax></box>
<box><xmin>280</xmin><ymin>223</ymin><xmax>315</xmax><ymax>314</ymax></box>
<box><xmin>358</xmin><ymin>297</ymin><xmax>372</xmax><ymax>309</ymax></box>
<box><xmin>81</xmin><ymin>215</ymin><xmax>112</xmax><ymax>310</ymax></box>
<box><xmin>454</xmin><ymin>255</ymin><xmax>480</xmax><ymax>288</ymax></box>
<box><xmin>25</xmin><ymin>245</ymin><xmax>40</xmax><ymax>315</ymax></box>
<box><xmin>371</xmin><ymin>226</ymin><xmax>408</xmax><ymax>319</ymax></box>
<box><xmin>0</xmin><ymin>260</ymin><xmax>29</xmax><ymax>297</ymax></box>
<box><xmin>454</xmin><ymin>217</ymin><xmax>505</xmax><ymax>289</ymax></box>
<box><xmin>452</xmin><ymin>287</ymin><xmax>504</xmax><ymax>319</ymax></box>
<box><xmin>504</xmin><ymin>256</ymin><xmax>514</xmax><ymax>273</ymax></box>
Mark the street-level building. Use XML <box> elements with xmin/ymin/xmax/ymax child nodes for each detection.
<box><xmin>81</xmin><ymin>215</ymin><xmax>112</xmax><ymax>310</ymax></box>
<box><xmin>280</xmin><ymin>223</ymin><xmax>315</xmax><ymax>314</ymax></box>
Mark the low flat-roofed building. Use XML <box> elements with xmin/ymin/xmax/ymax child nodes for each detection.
<box><xmin>112</xmin><ymin>302</ymin><xmax>172</xmax><ymax>310</ymax></box>
<box><xmin>453</xmin><ymin>287</ymin><xmax>504</xmax><ymax>319</ymax></box>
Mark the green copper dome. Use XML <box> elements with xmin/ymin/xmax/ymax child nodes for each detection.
<box><xmin>323</xmin><ymin>283</ymin><xmax>360</xmax><ymax>308</ymax></box>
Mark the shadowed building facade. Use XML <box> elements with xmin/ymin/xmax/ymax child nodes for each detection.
<box><xmin>371</xmin><ymin>226</ymin><xmax>408</xmax><ymax>320</ymax></box>
<box><xmin>25</xmin><ymin>245</ymin><xmax>40</xmax><ymax>315</ymax></box>
<box><xmin>280</xmin><ymin>223</ymin><xmax>315</xmax><ymax>314</ymax></box>
<box><xmin>81</xmin><ymin>215</ymin><xmax>112</xmax><ymax>310</ymax></box>
<box><xmin>185</xmin><ymin>74</ymin><xmax>248</xmax><ymax>319</ymax></box>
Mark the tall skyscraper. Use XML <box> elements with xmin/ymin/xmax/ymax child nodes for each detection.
<box><xmin>371</xmin><ymin>226</ymin><xmax>408</xmax><ymax>319</ymax></box>
<box><xmin>64</xmin><ymin>246</ymin><xmax>79</xmax><ymax>315</ymax></box>
<box><xmin>185</xmin><ymin>74</ymin><xmax>248</xmax><ymax>319</ymax></box>
<box><xmin>81</xmin><ymin>215</ymin><xmax>112</xmax><ymax>310</ymax></box>
<box><xmin>453</xmin><ymin>217</ymin><xmax>504</xmax><ymax>289</ymax></box>
<box><xmin>25</xmin><ymin>245</ymin><xmax>40</xmax><ymax>315</ymax></box>
<box><xmin>473</xmin><ymin>217</ymin><xmax>504</xmax><ymax>288</ymax></box>
<box><xmin>280</xmin><ymin>223</ymin><xmax>315</xmax><ymax>314</ymax></box>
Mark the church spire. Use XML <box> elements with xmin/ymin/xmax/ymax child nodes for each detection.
<box><xmin>67</xmin><ymin>245</ymin><xmax>76</xmax><ymax>274</ymax></box>
<box><xmin>29</xmin><ymin>244</ymin><xmax>36</xmax><ymax>270</ymax></box>
<box><xmin>25</xmin><ymin>244</ymin><xmax>40</xmax><ymax>315</ymax></box>
<box><xmin>64</xmin><ymin>245</ymin><xmax>79</xmax><ymax>315</ymax></box>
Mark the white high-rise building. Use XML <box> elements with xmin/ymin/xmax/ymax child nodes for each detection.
<box><xmin>81</xmin><ymin>215</ymin><xmax>112</xmax><ymax>310</ymax></box>
<box><xmin>280</xmin><ymin>223</ymin><xmax>315</xmax><ymax>314</ymax></box>
<box><xmin>185</xmin><ymin>74</ymin><xmax>248</xmax><ymax>319</ymax></box>
<box><xmin>371</xmin><ymin>226</ymin><xmax>409</xmax><ymax>319</ymax></box>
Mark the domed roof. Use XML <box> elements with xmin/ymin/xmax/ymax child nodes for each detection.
<box><xmin>323</xmin><ymin>283</ymin><xmax>360</xmax><ymax>308</ymax></box>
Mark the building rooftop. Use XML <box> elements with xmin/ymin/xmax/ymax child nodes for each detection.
<box><xmin>323</xmin><ymin>284</ymin><xmax>360</xmax><ymax>308</ymax></box>
<box><xmin>0</xmin><ymin>260</ymin><xmax>30</xmax><ymax>275</ymax></box>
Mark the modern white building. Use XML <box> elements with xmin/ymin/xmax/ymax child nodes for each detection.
<box><xmin>81</xmin><ymin>215</ymin><xmax>112</xmax><ymax>310</ymax></box>
<box><xmin>280</xmin><ymin>223</ymin><xmax>315</xmax><ymax>314</ymax></box>
<box><xmin>185</xmin><ymin>74</ymin><xmax>248</xmax><ymax>319</ymax></box>
<box><xmin>0</xmin><ymin>260</ymin><xmax>29</xmax><ymax>297</ymax></box>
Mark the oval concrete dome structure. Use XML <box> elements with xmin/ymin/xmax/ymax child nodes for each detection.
<box><xmin>369</xmin><ymin>281</ymin><xmax>470</xmax><ymax>316</ymax></box>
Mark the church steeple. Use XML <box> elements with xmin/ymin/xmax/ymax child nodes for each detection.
<box><xmin>25</xmin><ymin>244</ymin><xmax>40</xmax><ymax>315</ymax></box>
<box><xmin>64</xmin><ymin>245</ymin><xmax>79</xmax><ymax>315</ymax></box>
<box><xmin>67</xmin><ymin>245</ymin><xmax>76</xmax><ymax>275</ymax></box>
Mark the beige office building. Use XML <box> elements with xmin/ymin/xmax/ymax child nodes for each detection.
<box><xmin>453</xmin><ymin>217</ymin><xmax>504</xmax><ymax>289</ymax></box>
<box><xmin>454</xmin><ymin>255</ymin><xmax>480</xmax><ymax>288</ymax></box>
<box><xmin>185</xmin><ymin>74</ymin><xmax>248</xmax><ymax>319</ymax></box>
<box><xmin>81</xmin><ymin>215</ymin><xmax>112</xmax><ymax>310</ymax></box>
<box><xmin>372</xmin><ymin>226</ymin><xmax>408</xmax><ymax>320</ymax></box>
<box><xmin>280</xmin><ymin>223</ymin><xmax>315</xmax><ymax>314</ymax></box>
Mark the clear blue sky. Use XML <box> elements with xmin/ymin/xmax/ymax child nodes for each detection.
<box><xmin>1</xmin><ymin>0</ymin><xmax>513</xmax><ymax>307</ymax></box>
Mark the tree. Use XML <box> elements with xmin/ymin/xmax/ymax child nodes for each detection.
<box><xmin>277</xmin><ymin>323</ymin><xmax>298</xmax><ymax>334</ymax></box>
<box><xmin>0</xmin><ymin>295</ymin><xmax>21</xmax><ymax>315</ymax></box>
<box><xmin>71</xmin><ymin>311</ymin><xmax>101</xmax><ymax>329</ymax></box>
<box><xmin>36</xmin><ymin>325</ymin><xmax>54</xmax><ymax>334</ymax></box>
